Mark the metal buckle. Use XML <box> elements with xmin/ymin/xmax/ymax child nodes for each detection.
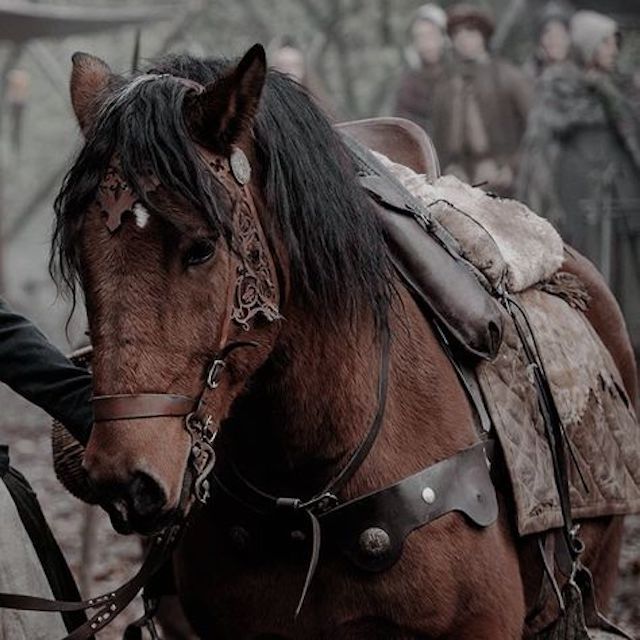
<box><xmin>206</xmin><ymin>359</ymin><xmax>226</xmax><ymax>389</ymax></box>
<box><xmin>299</xmin><ymin>492</ymin><xmax>339</xmax><ymax>514</ymax></box>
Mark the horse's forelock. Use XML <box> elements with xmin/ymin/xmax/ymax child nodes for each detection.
<box><xmin>51</xmin><ymin>70</ymin><xmax>229</xmax><ymax>300</ymax></box>
<box><xmin>52</xmin><ymin>52</ymin><xmax>393</xmax><ymax>331</ymax></box>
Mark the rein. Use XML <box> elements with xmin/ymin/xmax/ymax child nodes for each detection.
<box><xmin>0</xmin><ymin>524</ymin><xmax>181</xmax><ymax>639</ymax></box>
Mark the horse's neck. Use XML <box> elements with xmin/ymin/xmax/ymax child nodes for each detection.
<box><xmin>225</xmin><ymin>288</ymin><xmax>477</xmax><ymax>497</ymax></box>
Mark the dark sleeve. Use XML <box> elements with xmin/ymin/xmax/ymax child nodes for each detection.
<box><xmin>0</xmin><ymin>298</ymin><xmax>92</xmax><ymax>443</ymax></box>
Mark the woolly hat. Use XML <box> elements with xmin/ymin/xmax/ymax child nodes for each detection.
<box><xmin>570</xmin><ymin>10</ymin><xmax>618</xmax><ymax>64</ymax></box>
<box><xmin>412</xmin><ymin>3</ymin><xmax>448</xmax><ymax>33</ymax></box>
<box><xmin>447</xmin><ymin>4</ymin><xmax>495</xmax><ymax>41</ymax></box>
<box><xmin>535</xmin><ymin>2</ymin><xmax>571</xmax><ymax>39</ymax></box>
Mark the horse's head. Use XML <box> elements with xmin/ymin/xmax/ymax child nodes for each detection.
<box><xmin>58</xmin><ymin>45</ymin><xmax>283</xmax><ymax>534</ymax></box>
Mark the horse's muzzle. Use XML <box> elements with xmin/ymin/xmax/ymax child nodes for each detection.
<box><xmin>97</xmin><ymin>471</ymin><xmax>174</xmax><ymax>535</ymax></box>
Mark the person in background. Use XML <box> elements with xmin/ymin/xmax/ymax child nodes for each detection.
<box><xmin>522</xmin><ymin>2</ymin><xmax>572</xmax><ymax>80</ymax></box>
<box><xmin>269</xmin><ymin>35</ymin><xmax>337</xmax><ymax>119</ymax></box>
<box><xmin>393</xmin><ymin>3</ymin><xmax>449</xmax><ymax>138</ymax></box>
<box><xmin>431</xmin><ymin>3</ymin><xmax>531</xmax><ymax>197</ymax></box>
<box><xmin>517</xmin><ymin>10</ymin><xmax>640</xmax><ymax>352</ymax></box>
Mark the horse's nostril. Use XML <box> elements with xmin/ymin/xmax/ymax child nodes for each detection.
<box><xmin>127</xmin><ymin>472</ymin><xmax>167</xmax><ymax>519</ymax></box>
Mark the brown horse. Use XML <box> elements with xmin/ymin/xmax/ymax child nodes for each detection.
<box><xmin>52</xmin><ymin>45</ymin><xmax>635</xmax><ymax>639</ymax></box>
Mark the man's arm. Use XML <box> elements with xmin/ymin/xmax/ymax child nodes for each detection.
<box><xmin>0</xmin><ymin>298</ymin><xmax>92</xmax><ymax>444</ymax></box>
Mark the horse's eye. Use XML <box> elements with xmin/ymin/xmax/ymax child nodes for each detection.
<box><xmin>184</xmin><ymin>239</ymin><xmax>216</xmax><ymax>267</ymax></box>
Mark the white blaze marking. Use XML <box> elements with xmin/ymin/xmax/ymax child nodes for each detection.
<box><xmin>133</xmin><ymin>203</ymin><xmax>150</xmax><ymax>229</ymax></box>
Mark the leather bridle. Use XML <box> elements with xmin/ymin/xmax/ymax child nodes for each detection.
<box><xmin>0</xmin><ymin>141</ymin><xmax>283</xmax><ymax>639</ymax></box>
<box><xmin>92</xmin><ymin>146</ymin><xmax>280</xmax><ymax>507</ymax></box>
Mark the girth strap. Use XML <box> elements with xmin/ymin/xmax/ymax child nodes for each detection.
<box><xmin>93</xmin><ymin>394</ymin><xmax>195</xmax><ymax>422</ymax></box>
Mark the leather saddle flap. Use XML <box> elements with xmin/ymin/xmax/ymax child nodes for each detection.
<box><xmin>337</xmin><ymin>118</ymin><xmax>504</xmax><ymax>360</ymax></box>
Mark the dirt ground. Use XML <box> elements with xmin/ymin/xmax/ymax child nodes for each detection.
<box><xmin>2</xmin><ymin>393</ymin><xmax>639</xmax><ymax>639</ymax></box>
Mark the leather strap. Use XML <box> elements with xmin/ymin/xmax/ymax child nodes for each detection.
<box><xmin>432</xmin><ymin>321</ymin><xmax>493</xmax><ymax>435</ymax></box>
<box><xmin>92</xmin><ymin>394</ymin><xmax>196</xmax><ymax>422</ymax></box>
<box><xmin>212</xmin><ymin>325</ymin><xmax>392</xmax><ymax>616</ymax></box>
<box><xmin>0</xmin><ymin>444</ymin><xmax>8</xmax><ymax>476</ymax></box>
<box><xmin>340</xmin><ymin>132</ymin><xmax>460</xmax><ymax>258</ymax></box>
<box><xmin>321</xmin><ymin>441</ymin><xmax>498</xmax><ymax>572</ymax></box>
<box><xmin>0</xmin><ymin>524</ymin><xmax>182</xmax><ymax>640</ymax></box>
<box><xmin>500</xmin><ymin>291</ymin><xmax>586</xmax><ymax>563</ymax></box>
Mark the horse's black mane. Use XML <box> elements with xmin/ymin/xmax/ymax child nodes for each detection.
<box><xmin>52</xmin><ymin>52</ymin><xmax>392</xmax><ymax>328</ymax></box>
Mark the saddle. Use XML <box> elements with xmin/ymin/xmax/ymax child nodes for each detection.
<box><xmin>340</xmin><ymin>120</ymin><xmax>639</xmax><ymax>639</ymax></box>
<box><xmin>337</xmin><ymin>117</ymin><xmax>504</xmax><ymax>361</ymax></box>
<box><xmin>338</xmin><ymin>117</ymin><xmax>440</xmax><ymax>180</ymax></box>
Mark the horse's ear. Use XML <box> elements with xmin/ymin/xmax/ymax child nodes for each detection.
<box><xmin>184</xmin><ymin>43</ymin><xmax>267</xmax><ymax>152</ymax></box>
<box><xmin>70</xmin><ymin>52</ymin><xmax>112</xmax><ymax>134</ymax></box>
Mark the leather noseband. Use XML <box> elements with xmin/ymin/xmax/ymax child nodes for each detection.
<box><xmin>93</xmin><ymin>394</ymin><xmax>196</xmax><ymax>422</ymax></box>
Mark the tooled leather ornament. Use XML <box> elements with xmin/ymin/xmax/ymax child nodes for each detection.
<box><xmin>230</xmin><ymin>195</ymin><xmax>280</xmax><ymax>329</ymax></box>
<box><xmin>96</xmin><ymin>164</ymin><xmax>158</xmax><ymax>233</ymax></box>
<box><xmin>96</xmin><ymin>151</ymin><xmax>281</xmax><ymax>330</ymax></box>
<box><xmin>206</xmin><ymin>151</ymin><xmax>281</xmax><ymax>330</ymax></box>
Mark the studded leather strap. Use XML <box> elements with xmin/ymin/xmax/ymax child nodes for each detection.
<box><xmin>0</xmin><ymin>524</ymin><xmax>182</xmax><ymax>639</ymax></box>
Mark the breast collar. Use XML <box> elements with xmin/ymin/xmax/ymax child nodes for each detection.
<box><xmin>209</xmin><ymin>321</ymin><xmax>498</xmax><ymax>617</ymax></box>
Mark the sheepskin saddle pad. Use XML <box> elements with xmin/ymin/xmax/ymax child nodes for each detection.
<box><xmin>376</xmin><ymin>153</ymin><xmax>640</xmax><ymax>536</ymax></box>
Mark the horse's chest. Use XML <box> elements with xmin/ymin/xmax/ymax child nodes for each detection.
<box><xmin>173</xmin><ymin>506</ymin><xmax>499</xmax><ymax>639</ymax></box>
<box><xmin>176</xmin><ymin>511</ymin><xmax>347</xmax><ymax>632</ymax></box>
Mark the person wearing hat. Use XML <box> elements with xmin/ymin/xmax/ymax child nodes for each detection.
<box><xmin>268</xmin><ymin>35</ymin><xmax>338</xmax><ymax>120</ymax></box>
<box><xmin>0</xmin><ymin>298</ymin><xmax>93</xmax><ymax>637</ymax></box>
<box><xmin>393</xmin><ymin>4</ymin><xmax>449</xmax><ymax>138</ymax></box>
<box><xmin>430</xmin><ymin>3</ymin><xmax>531</xmax><ymax>197</ymax></box>
<box><xmin>517</xmin><ymin>9</ymin><xmax>640</xmax><ymax>352</ymax></box>
<box><xmin>522</xmin><ymin>2</ymin><xmax>572</xmax><ymax>80</ymax></box>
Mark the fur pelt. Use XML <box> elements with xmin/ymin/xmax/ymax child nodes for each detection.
<box><xmin>373</xmin><ymin>151</ymin><xmax>564</xmax><ymax>292</ymax></box>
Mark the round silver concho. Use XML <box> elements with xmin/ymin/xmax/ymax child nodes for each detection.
<box><xmin>229</xmin><ymin>147</ymin><xmax>252</xmax><ymax>186</ymax></box>
<box><xmin>358</xmin><ymin>527</ymin><xmax>391</xmax><ymax>557</ymax></box>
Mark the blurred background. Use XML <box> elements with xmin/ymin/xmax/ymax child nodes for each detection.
<box><xmin>0</xmin><ymin>0</ymin><xmax>638</xmax><ymax>637</ymax></box>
